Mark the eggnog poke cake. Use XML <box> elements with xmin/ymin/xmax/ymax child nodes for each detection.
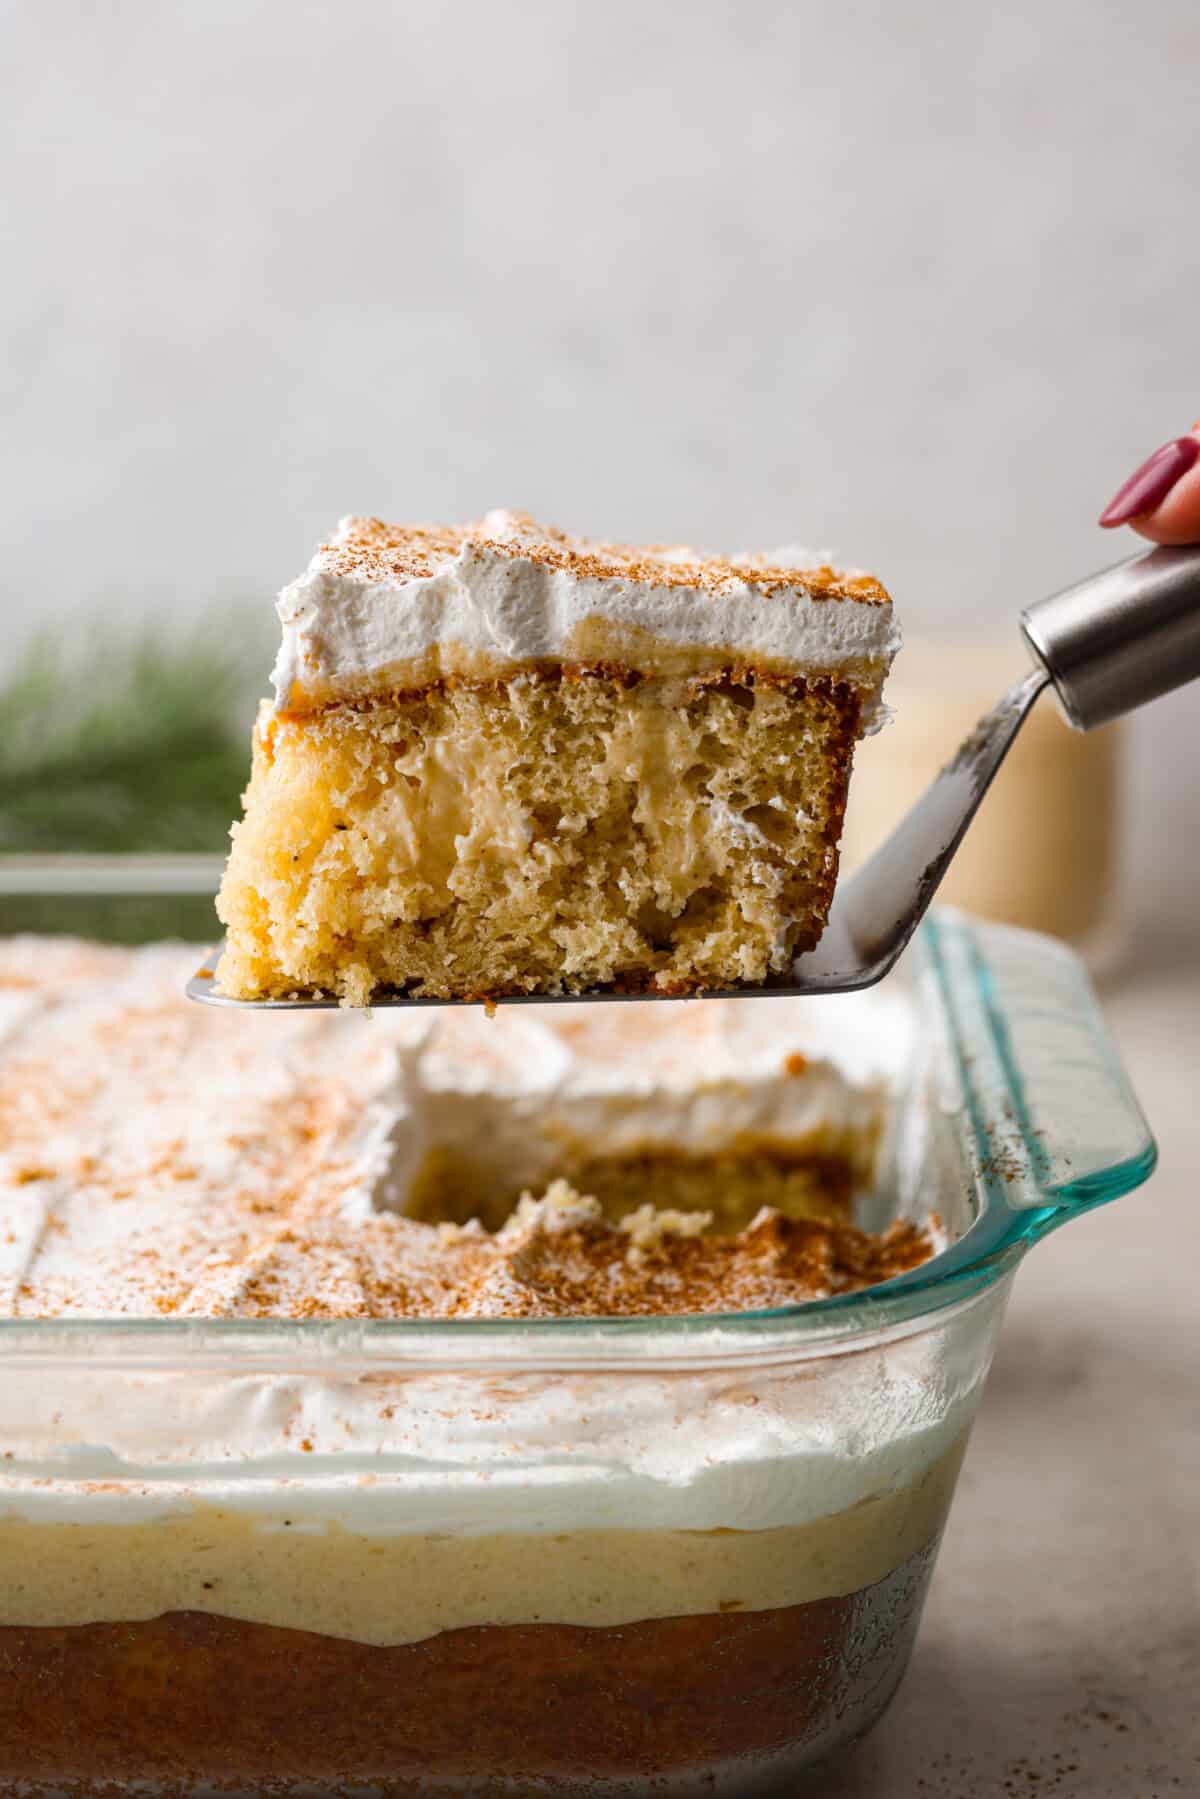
<box><xmin>0</xmin><ymin>936</ymin><xmax>957</xmax><ymax>1796</ymax></box>
<box><xmin>215</xmin><ymin>511</ymin><xmax>899</xmax><ymax>1003</ymax></box>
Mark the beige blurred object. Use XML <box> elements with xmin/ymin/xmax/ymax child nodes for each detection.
<box><xmin>841</xmin><ymin>641</ymin><xmax>1124</xmax><ymax>955</ymax></box>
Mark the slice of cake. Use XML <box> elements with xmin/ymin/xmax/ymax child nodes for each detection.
<box><xmin>216</xmin><ymin>510</ymin><xmax>899</xmax><ymax>1003</ymax></box>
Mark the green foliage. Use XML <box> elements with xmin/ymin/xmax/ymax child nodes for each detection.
<box><xmin>0</xmin><ymin>618</ymin><xmax>264</xmax><ymax>854</ymax></box>
<box><xmin>0</xmin><ymin>892</ymin><xmax>224</xmax><ymax>945</ymax></box>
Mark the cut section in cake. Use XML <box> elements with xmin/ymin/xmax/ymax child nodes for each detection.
<box><xmin>389</xmin><ymin>994</ymin><xmax>900</xmax><ymax>1235</ymax></box>
<box><xmin>215</xmin><ymin>510</ymin><xmax>900</xmax><ymax>1003</ymax></box>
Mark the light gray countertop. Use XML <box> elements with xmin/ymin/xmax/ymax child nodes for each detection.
<box><xmin>834</xmin><ymin>943</ymin><xmax>1200</xmax><ymax>1798</ymax></box>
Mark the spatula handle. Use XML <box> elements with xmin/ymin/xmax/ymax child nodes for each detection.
<box><xmin>1021</xmin><ymin>542</ymin><xmax>1200</xmax><ymax>730</ymax></box>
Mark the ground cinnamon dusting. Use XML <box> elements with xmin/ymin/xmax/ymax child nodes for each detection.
<box><xmin>318</xmin><ymin>512</ymin><xmax>891</xmax><ymax>606</ymax></box>
<box><xmin>443</xmin><ymin>1186</ymin><xmax>933</xmax><ymax>1319</ymax></box>
<box><xmin>0</xmin><ymin>941</ymin><xmax>934</xmax><ymax>1322</ymax></box>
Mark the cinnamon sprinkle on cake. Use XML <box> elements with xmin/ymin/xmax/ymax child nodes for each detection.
<box><xmin>0</xmin><ymin>940</ymin><xmax>932</xmax><ymax>1321</ymax></box>
<box><xmin>316</xmin><ymin>511</ymin><xmax>891</xmax><ymax>606</ymax></box>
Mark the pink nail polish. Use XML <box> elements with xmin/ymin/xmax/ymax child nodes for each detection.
<box><xmin>1099</xmin><ymin>436</ymin><xmax>1199</xmax><ymax>527</ymax></box>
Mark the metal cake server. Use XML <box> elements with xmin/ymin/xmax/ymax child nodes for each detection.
<box><xmin>187</xmin><ymin>542</ymin><xmax>1200</xmax><ymax>1010</ymax></box>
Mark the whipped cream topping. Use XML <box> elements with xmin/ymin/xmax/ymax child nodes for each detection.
<box><xmin>0</xmin><ymin>939</ymin><xmax>914</xmax><ymax>1321</ymax></box>
<box><xmin>0</xmin><ymin>1343</ymin><xmax>977</xmax><ymax>1536</ymax></box>
<box><xmin>271</xmin><ymin>510</ymin><xmax>900</xmax><ymax>716</ymax></box>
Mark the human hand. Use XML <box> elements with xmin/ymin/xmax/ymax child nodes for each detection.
<box><xmin>1099</xmin><ymin>425</ymin><xmax>1200</xmax><ymax>544</ymax></box>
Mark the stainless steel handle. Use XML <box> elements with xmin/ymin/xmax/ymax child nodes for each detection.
<box><xmin>1020</xmin><ymin>542</ymin><xmax>1200</xmax><ymax>730</ymax></box>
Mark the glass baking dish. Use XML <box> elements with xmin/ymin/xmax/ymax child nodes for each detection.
<box><xmin>0</xmin><ymin>875</ymin><xmax>1155</xmax><ymax>1799</ymax></box>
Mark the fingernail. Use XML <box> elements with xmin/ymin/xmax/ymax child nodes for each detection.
<box><xmin>1099</xmin><ymin>436</ymin><xmax>1199</xmax><ymax>527</ymax></box>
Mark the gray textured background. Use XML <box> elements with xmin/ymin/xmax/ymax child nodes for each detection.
<box><xmin>3</xmin><ymin>0</ymin><xmax>1197</xmax><ymax>930</ymax></box>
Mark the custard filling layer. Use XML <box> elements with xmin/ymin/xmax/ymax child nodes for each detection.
<box><xmin>0</xmin><ymin>1437</ymin><xmax>964</xmax><ymax>1646</ymax></box>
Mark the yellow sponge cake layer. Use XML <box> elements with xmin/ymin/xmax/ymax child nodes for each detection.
<box><xmin>218</xmin><ymin>668</ymin><xmax>865</xmax><ymax>1003</ymax></box>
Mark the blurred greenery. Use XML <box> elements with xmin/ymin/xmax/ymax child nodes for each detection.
<box><xmin>0</xmin><ymin>622</ymin><xmax>262</xmax><ymax>853</ymax></box>
<box><xmin>0</xmin><ymin>892</ymin><xmax>228</xmax><ymax>945</ymax></box>
<box><xmin>0</xmin><ymin>613</ymin><xmax>267</xmax><ymax>941</ymax></box>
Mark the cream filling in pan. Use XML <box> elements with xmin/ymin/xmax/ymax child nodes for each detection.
<box><xmin>0</xmin><ymin>1436</ymin><xmax>965</xmax><ymax>1647</ymax></box>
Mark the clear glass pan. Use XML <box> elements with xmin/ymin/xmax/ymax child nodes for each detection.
<box><xmin>0</xmin><ymin>880</ymin><xmax>1157</xmax><ymax>1797</ymax></box>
